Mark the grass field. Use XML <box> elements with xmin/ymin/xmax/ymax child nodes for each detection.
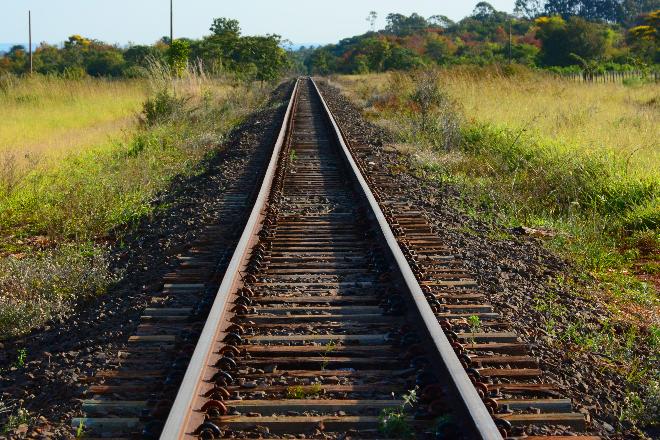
<box><xmin>0</xmin><ymin>75</ymin><xmax>146</xmax><ymax>164</ymax></box>
<box><xmin>0</xmin><ymin>69</ymin><xmax>269</xmax><ymax>339</ymax></box>
<box><xmin>335</xmin><ymin>67</ymin><xmax>659</xmax><ymax>178</ymax></box>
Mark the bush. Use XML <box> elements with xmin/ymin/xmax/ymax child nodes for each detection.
<box><xmin>122</xmin><ymin>65</ymin><xmax>150</xmax><ymax>79</ymax></box>
<box><xmin>375</xmin><ymin>69</ymin><xmax>463</xmax><ymax>151</ymax></box>
<box><xmin>141</xmin><ymin>90</ymin><xmax>187</xmax><ymax>126</ymax></box>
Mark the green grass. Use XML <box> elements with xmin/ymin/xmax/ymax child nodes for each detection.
<box><xmin>0</xmin><ymin>68</ymin><xmax>270</xmax><ymax>339</ymax></box>
<box><xmin>0</xmin><ymin>74</ymin><xmax>146</xmax><ymax>163</ymax></box>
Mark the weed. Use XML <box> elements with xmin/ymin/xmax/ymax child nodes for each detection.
<box><xmin>649</xmin><ymin>325</ymin><xmax>660</xmax><ymax>350</ymax></box>
<box><xmin>0</xmin><ymin>244</ymin><xmax>118</xmax><ymax>339</ymax></box>
<box><xmin>320</xmin><ymin>340</ymin><xmax>336</xmax><ymax>371</ymax></box>
<box><xmin>289</xmin><ymin>149</ymin><xmax>297</xmax><ymax>163</ymax></box>
<box><xmin>0</xmin><ymin>67</ymin><xmax>268</xmax><ymax>338</ymax></box>
<box><xmin>14</xmin><ymin>348</ymin><xmax>27</xmax><ymax>368</ymax></box>
<box><xmin>433</xmin><ymin>414</ymin><xmax>455</xmax><ymax>438</ymax></box>
<box><xmin>378</xmin><ymin>387</ymin><xmax>418</xmax><ymax>439</ymax></box>
<box><xmin>141</xmin><ymin>90</ymin><xmax>187</xmax><ymax>127</ymax></box>
<box><xmin>467</xmin><ymin>315</ymin><xmax>482</xmax><ymax>333</ymax></box>
<box><xmin>335</xmin><ymin>66</ymin><xmax>660</xmax><ymax>432</ymax></box>
<box><xmin>620</xmin><ymin>382</ymin><xmax>660</xmax><ymax>427</ymax></box>
<box><xmin>286</xmin><ymin>382</ymin><xmax>322</xmax><ymax>399</ymax></box>
<box><xmin>1</xmin><ymin>406</ymin><xmax>31</xmax><ymax>435</ymax></box>
<box><xmin>76</xmin><ymin>419</ymin><xmax>86</xmax><ymax>438</ymax></box>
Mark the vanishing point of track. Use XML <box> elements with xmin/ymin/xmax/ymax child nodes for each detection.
<box><xmin>74</xmin><ymin>79</ymin><xmax>601</xmax><ymax>440</ymax></box>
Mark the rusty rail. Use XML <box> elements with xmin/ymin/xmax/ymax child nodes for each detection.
<box><xmin>159</xmin><ymin>79</ymin><xmax>302</xmax><ymax>438</ymax></box>
<box><xmin>310</xmin><ymin>79</ymin><xmax>502</xmax><ymax>439</ymax></box>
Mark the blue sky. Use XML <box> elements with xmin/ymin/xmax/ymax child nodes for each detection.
<box><xmin>1</xmin><ymin>0</ymin><xmax>516</xmax><ymax>47</ymax></box>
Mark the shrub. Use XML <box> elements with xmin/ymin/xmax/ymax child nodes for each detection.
<box><xmin>142</xmin><ymin>90</ymin><xmax>187</xmax><ymax>126</ymax></box>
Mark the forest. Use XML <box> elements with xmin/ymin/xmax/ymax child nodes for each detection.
<box><xmin>301</xmin><ymin>1</ymin><xmax>659</xmax><ymax>75</ymax></box>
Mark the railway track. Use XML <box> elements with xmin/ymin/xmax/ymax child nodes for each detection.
<box><xmin>73</xmin><ymin>78</ymin><xmax>601</xmax><ymax>439</ymax></box>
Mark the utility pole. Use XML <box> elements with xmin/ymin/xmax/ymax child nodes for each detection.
<box><xmin>170</xmin><ymin>0</ymin><xmax>173</xmax><ymax>44</ymax></box>
<box><xmin>29</xmin><ymin>10</ymin><xmax>33</xmax><ymax>74</ymax></box>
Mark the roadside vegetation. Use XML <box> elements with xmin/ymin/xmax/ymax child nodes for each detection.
<box><xmin>0</xmin><ymin>24</ymin><xmax>278</xmax><ymax>339</ymax></box>
<box><xmin>330</xmin><ymin>66</ymin><xmax>659</xmax><ymax>429</ymax></box>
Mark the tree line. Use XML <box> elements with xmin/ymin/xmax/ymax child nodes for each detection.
<box><xmin>0</xmin><ymin>18</ymin><xmax>289</xmax><ymax>82</ymax></box>
<box><xmin>1</xmin><ymin>2</ymin><xmax>657</xmax><ymax>80</ymax></box>
<box><xmin>302</xmin><ymin>2</ymin><xmax>658</xmax><ymax>75</ymax></box>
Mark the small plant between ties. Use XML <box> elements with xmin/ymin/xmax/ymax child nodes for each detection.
<box><xmin>467</xmin><ymin>315</ymin><xmax>481</xmax><ymax>333</ymax></box>
<box><xmin>0</xmin><ymin>406</ymin><xmax>31</xmax><ymax>435</ymax></box>
<box><xmin>320</xmin><ymin>339</ymin><xmax>336</xmax><ymax>371</ymax></box>
<box><xmin>467</xmin><ymin>315</ymin><xmax>481</xmax><ymax>345</ymax></box>
<box><xmin>286</xmin><ymin>382</ymin><xmax>322</xmax><ymax>399</ymax></box>
<box><xmin>378</xmin><ymin>387</ymin><xmax>418</xmax><ymax>438</ymax></box>
<box><xmin>15</xmin><ymin>348</ymin><xmax>27</xmax><ymax>368</ymax></box>
<box><xmin>76</xmin><ymin>419</ymin><xmax>86</xmax><ymax>438</ymax></box>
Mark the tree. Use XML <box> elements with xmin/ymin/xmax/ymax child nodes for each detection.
<box><xmin>168</xmin><ymin>40</ymin><xmax>190</xmax><ymax>76</ymax></box>
<box><xmin>629</xmin><ymin>9</ymin><xmax>659</xmax><ymax>42</ymax></box>
<box><xmin>428</xmin><ymin>15</ymin><xmax>455</xmax><ymax>29</ymax></box>
<box><xmin>6</xmin><ymin>45</ymin><xmax>27</xmax><ymax>73</ymax></box>
<box><xmin>622</xmin><ymin>0</ymin><xmax>660</xmax><ymax>22</ymax></box>
<box><xmin>517</xmin><ymin>0</ymin><xmax>659</xmax><ymax>23</ymax></box>
<box><xmin>535</xmin><ymin>15</ymin><xmax>610</xmax><ymax>65</ymax></box>
<box><xmin>514</xmin><ymin>0</ymin><xmax>545</xmax><ymax>18</ymax></box>
<box><xmin>358</xmin><ymin>37</ymin><xmax>391</xmax><ymax>71</ymax></box>
<box><xmin>33</xmin><ymin>44</ymin><xmax>62</xmax><ymax>74</ymax></box>
<box><xmin>210</xmin><ymin>18</ymin><xmax>241</xmax><ymax>38</ymax></box>
<box><xmin>544</xmin><ymin>0</ymin><xmax>625</xmax><ymax>23</ymax></box>
<box><xmin>86</xmin><ymin>50</ymin><xmax>125</xmax><ymax>76</ymax></box>
<box><xmin>425</xmin><ymin>35</ymin><xmax>455</xmax><ymax>64</ymax></box>
<box><xmin>627</xmin><ymin>9</ymin><xmax>660</xmax><ymax>61</ymax></box>
<box><xmin>125</xmin><ymin>45</ymin><xmax>164</xmax><ymax>67</ymax></box>
<box><xmin>202</xmin><ymin>17</ymin><xmax>242</xmax><ymax>70</ymax></box>
<box><xmin>384</xmin><ymin>46</ymin><xmax>425</xmax><ymax>70</ymax></box>
<box><xmin>385</xmin><ymin>13</ymin><xmax>429</xmax><ymax>36</ymax></box>
<box><xmin>305</xmin><ymin>48</ymin><xmax>336</xmax><ymax>75</ymax></box>
<box><xmin>473</xmin><ymin>2</ymin><xmax>498</xmax><ymax>20</ymax></box>
<box><xmin>235</xmin><ymin>34</ymin><xmax>289</xmax><ymax>82</ymax></box>
<box><xmin>366</xmin><ymin>11</ymin><xmax>378</xmax><ymax>32</ymax></box>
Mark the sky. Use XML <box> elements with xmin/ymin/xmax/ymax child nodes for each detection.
<box><xmin>1</xmin><ymin>0</ymin><xmax>516</xmax><ymax>48</ymax></box>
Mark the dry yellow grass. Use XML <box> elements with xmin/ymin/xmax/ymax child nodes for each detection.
<box><xmin>0</xmin><ymin>75</ymin><xmax>146</xmax><ymax>165</ymax></box>
<box><xmin>334</xmin><ymin>68</ymin><xmax>660</xmax><ymax>178</ymax></box>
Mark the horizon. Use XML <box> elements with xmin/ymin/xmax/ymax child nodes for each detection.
<box><xmin>0</xmin><ymin>0</ymin><xmax>516</xmax><ymax>49</ymax></box>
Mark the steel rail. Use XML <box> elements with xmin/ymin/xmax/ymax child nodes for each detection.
<box><xmin>160</xmin><ymin>76</ymin><xmax>502</xmax><ymax>439</ymax></box>
<box><xmin>310</xmin><ymin>77</ymin><xmax>503</xmax><ymax>439</ymax></box>
<box><xmin>159</xmin><ymin>79</ymin><xmax>301</xmax><ymax>439</ymax></box>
